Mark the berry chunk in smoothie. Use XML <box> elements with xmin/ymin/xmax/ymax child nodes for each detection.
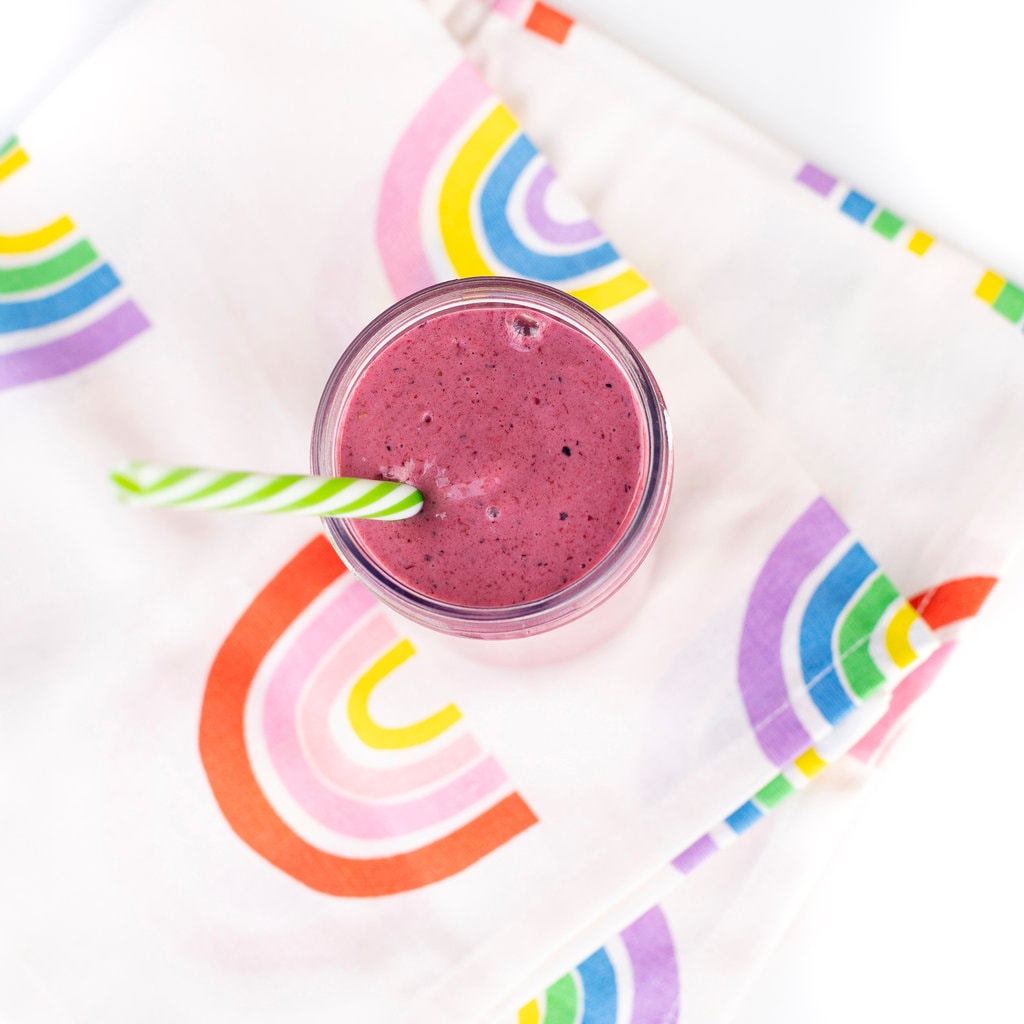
<box><xmin>335</xmin><ymin>304</ymin><xmax>644</xmax><ymax>608</ymax></box>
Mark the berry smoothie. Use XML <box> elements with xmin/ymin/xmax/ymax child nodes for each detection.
<box><xmin>313</xmin><ymin>278</ymin><xmax>672</xmax><ymax>640</ymax></box>
<box><xmin>334</xmin><ymin>305</ymin><xmax>644</xmax><ymax>608</ymax></box>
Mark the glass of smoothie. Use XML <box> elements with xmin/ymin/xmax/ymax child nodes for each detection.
<box><xmin>311</xmin><ymin>277</ymin><xmax>672</xmax><ymax>644</ymax></box>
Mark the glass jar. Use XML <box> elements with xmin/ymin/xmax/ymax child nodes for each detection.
<box><xmin>311</xmin><ymin>277</ymin><xmax>672</xmax><ymax>643</ymax></box>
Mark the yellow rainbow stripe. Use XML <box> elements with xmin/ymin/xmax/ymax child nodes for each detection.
<box><xmin>347</xmin><ymin>639</ymin><xmax>462</xmax><ymax>749</ymax></box>
<box><xmin>518</xmin><ymin>1001</ymin><xmax>541</xmax><ymax>1024</ymax></box>
<box><xmin>907</xmin><ymin>230</ymin><xmax>934</xmax><ymax>256</ymax></box>
<box><xmin>0</xmin><ymin>215</ymin><xmax>76</xmax><ymax>255</ymax></box>
<box><xmin>571</xmin><ymin>268</ymin><xmax>649</xmax><ymax>312</ymax></box>
<box><xmin>794</xmin><ymin>747</ymin><xmax>827</xmax><ymax>778</ymax></box>
<box><xmin>884</xmin><ymin>604</ymin><xmax>920</xmax><ymax>669</ymax></box>
<box><xmin>439</xmin><ymin>103</ymin><xmax>518</xmax><ymax>278</ymax></box>
<box><xmin>975</xmin><ymin>270</ymin><xmax>1005</xmax><ymax>304</ymax></box>
<box><xmin>0</xmin><ymin>144</ymin><xmax>29</xmax><ymax>184</ymax></box>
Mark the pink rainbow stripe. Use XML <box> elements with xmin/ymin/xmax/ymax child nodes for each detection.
<box><xmin>377</xmin><ymin>61</ymin><xmax>491</xmax><ymax>297</ymax></box>
<box><xmin>614</xmin><ymin>297</ymin><xmax>681</xmax><ymax>351</ymax></box>
<box><xmin>262</xmin><ymin>584</ymin><xmax>509</xmax><ymax>840</ymax></box>
<box><xmin>848</xmin><ymin>641</ymin><xmax>954</xmax><ymax>763</ymax></box>
<box><xmin>301</xmin><ymin>620</ymin><xmax>486</xmax><ymax>799</ymax></box>
<box><xmin>0</xmin><ymin>300</ymin><xmax>148</xmax><ymax>391</ymax></box>
<box><xmin>523</xmin><ymin>164</ymin><xmax>602</xmax><ymax>245</ymax></box>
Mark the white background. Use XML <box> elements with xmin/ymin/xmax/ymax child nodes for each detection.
<box><xmin>3</xmin><ymin>2</ymin><xmax>1023</xmax><ymax>1021</ymax></box>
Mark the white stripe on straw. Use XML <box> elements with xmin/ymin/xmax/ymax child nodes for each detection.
<box><xmin>110</xmin><ymin>461</ymin><xmax>423</xmax><ymax>521</ymax></box>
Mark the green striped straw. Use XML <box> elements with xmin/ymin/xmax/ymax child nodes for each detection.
<box><xmin>110</xmin><ymin>461</ymin><xmax>423</xmax><ymax>521</ymax></box>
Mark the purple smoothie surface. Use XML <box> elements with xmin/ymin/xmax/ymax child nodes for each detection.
<box><xmin>336</xmin><ymin>305</ymin><xmax>644</xmax><ymax>607</ymax></box>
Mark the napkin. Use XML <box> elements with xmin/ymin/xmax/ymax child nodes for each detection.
<box><xmin>0</xmin><ymin>2</ymin><xmax>1017</xmax><ymax>1023</ymax></box>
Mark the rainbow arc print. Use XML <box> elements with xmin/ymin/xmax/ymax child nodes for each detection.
<box><xmin>675</xmin><ymin>550</ymin><xmax>963</xmax><ymax>874</ymax></box>
<box><xmin>200</xmin><ymin>537</ymin><xmax>536</xmax><ymax>896</ymax></box>
<box><xmin>0</xmin><ymin>136</ymin><xmax>148</xmax><ymax>390</ymax></box>
<box><xmin>517</xmin><ymin>906</ymin><xmax>679</xmax><ymax>1024</ymax></box>
<box><xmin>738</xmin><ymin>497</ymin><xmax>932</xmax><ymax>766</ymax></box>
<box><xmin>377</xmin><ymin>61</ymin><xmax>678</xmax><ymax>349</ymax></box>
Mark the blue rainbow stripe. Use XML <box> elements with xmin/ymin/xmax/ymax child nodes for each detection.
<box><xmin>577</xmin><ymin>947</ymin><xmax>617</xmax><ymax>1024</ymax></box>
<box><xmin>0</xmin><ymin>263</ymin><xmax>121</xmax><ymax>333</ymax></box>
<box><xmin>724</xmin><ymin>800</ymin><xmax>764</xmax><ymax>834</ymax></box>
<box><xmin>800</xmin><ymin>543</ymin><xmax>877</xmax><ymax>724</ymax></box>
<box><xmin>839</xmin><ymin>190</ymin><xmax>876</xmax><ymax>224</ymax></box>
<box><xmin>480</xmin><ymin>133</ymin><xmax>618</xmax><ymax>280</ymax></box>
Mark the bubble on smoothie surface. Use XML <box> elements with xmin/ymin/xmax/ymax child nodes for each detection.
<box><xmin>505</xmin><ymin>312</ymin><xmax>544</xmax><ymax>351</ymax></box>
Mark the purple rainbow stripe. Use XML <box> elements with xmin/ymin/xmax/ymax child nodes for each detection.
<box><xmin>0</xmin><ymin>300</ymin><xmax>148</xmax><ymax>391</ymax></box>
<box><xmin>738</xmin><ymin>498</ymin><xmax>849</xmax><ymax>765</ymax></box>
<box><xmin>262</xmin><ymin>579</ymin><xmax>508</xmax><ymax>840</ymax></box>
<box><xmin>671</xmin><ymin>833</ymin><xmax>718</xmax><ymax>874</ymax></box>
<box><xmin>377</xmin><ymin>61</ymin><xmax>490</xmax><ymax>296</ymax></box>
<box><xmin>795</xmin><ymin>162</ymin><xmax>837</xmax><ymax>197</ymax></box>
<box><xmin>524</xmin><ymin>164</ymin><xmax>602</xmax><ymax>244</ymax></box>
<box><xmin>621</xmin><ymin>906</ymin><xmax>680</xmax><ymax>1023</ymax></box>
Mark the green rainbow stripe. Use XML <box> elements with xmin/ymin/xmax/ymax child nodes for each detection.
<box><xmin>838</xmin><ymin>573</ymin><xmax>901</xmax><ymax>699</ymax></box>
<box><xmin>753</xmin><ymin>772</ymin><xmax>796</xmax><ymax>809</ymax></box>
<box><xmin>0</xmin><ymin>240</ymin><xmax>99</xmax><ymax>294</ymax></box>
<box><xmin>541</xmin><ymin>973</ymin><xmax>578</xmax><ymax>1023</ymax></box>
<box><xmin>0</xmin><ymin>136</ymin><xmax>17</xmax><ymax>159</ymax></box>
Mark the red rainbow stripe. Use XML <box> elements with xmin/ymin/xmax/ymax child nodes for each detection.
<box><xmin>849</xmin><ymin>575</ymin><xmax>998</xmax><ymax>763</ymax></box>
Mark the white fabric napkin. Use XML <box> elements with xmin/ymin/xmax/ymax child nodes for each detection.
<box><xmin>1</xmin><ymin>1</ymin><xmax>1019</xmax><ymax>1022</ymax></box>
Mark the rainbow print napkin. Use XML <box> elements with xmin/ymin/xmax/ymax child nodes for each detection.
<box><xmin>1</xmin><ymin>1</ymin><xmax>1018</xmax><ymax>1022</ymax></box>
